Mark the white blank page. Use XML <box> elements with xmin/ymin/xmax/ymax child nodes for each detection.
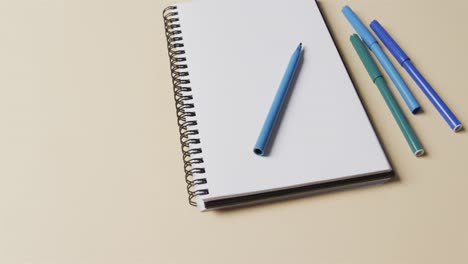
<box><xmin>175</xmin><ymin>0</ymin><xmax>391</xmax><ymax>209</ymax></box>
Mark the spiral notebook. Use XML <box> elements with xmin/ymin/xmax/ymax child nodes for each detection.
<box><xmin>163</xmin><ymin>0</ymin><xmax>392</xmax><ymax>211</ymax></box>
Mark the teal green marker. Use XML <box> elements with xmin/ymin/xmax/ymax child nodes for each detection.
<box><xmin>350</xmin><ymin>34</ymin><xmax>424</xmax><ymax>157</ymax></box>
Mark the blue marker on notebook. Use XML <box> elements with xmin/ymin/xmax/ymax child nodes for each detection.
<box><xmin>342</xmin><ymin>5</ymin><xmax>421</xmax><ymax>114</ymax></box>
<box><xmin>370</xmin><ymin>20</ymin><xmax>463</xmax><ymax>132</ymax></box>
<box><xmin>254</xmin><ymin>43</ymin><xmax>302</xmax><ymax>156</ymax></box>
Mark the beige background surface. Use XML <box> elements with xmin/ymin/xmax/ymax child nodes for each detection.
<box><xmin>0</xmin><ymin>0</ymin><xmax>466</xmax><ymax>263</ymax></box>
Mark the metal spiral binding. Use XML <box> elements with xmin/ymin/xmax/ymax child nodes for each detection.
<box><xmin>163</xmin><ymin>6</ymin><xmax>209</xmax><ymax>206</ymax></box>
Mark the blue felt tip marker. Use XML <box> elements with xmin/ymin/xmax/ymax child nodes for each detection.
<box><xmin>254</xmin><ymin>43</ymin><xmax>302</xmax><ymax>156</ymax></box>
<box><xmin>342</xmin><ymin>5</ymin><xmax>421</xmax><ymax>114</ymax></box>
<box><xmin>370</xmin><ymin>20</ymin><xmax>463</xmax><ymax>132</ymax></box>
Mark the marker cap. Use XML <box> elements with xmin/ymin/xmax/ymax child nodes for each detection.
<box><xmin>342</xmin><ymin>6</ymin><xmax>377</xmax><ymax>48</ymax></box>
<box><xmin>370</xmin><ymin>20</ymin><xmax>410</xmax><ymax>65</ymax></box>
<box><xmin>350</xmin><ymin>34</ymin><xmax>382</xmax><ymax>83</ymax></box>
